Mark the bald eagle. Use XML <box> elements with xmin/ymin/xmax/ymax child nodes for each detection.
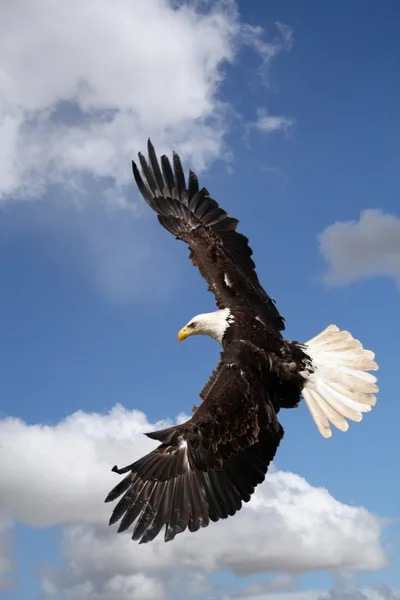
<box><xmin>105</xmin><ymin>140</ymin><xmax>378</xmax><ymax>544</ymax></box>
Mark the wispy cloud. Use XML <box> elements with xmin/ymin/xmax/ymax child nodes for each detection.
<box><xmin>261</xmin><ymin>165</ymin><xmax>289</xmax><ymax>188</ymax></box>
<box><xmin>241</xmin><ymin>21</ymin><xmax>293</xmax><ymax>83</ymax></box>
<box><xmin>255</xmin><ymin>109</ymin><xmax>295</xmax><ymax>134</ymax></box>
<box><xmin>0</xmin><ymin>405</ymin><xmax>387</xmax><ymax>598</ymax></box>
<box><xmin>319</xmin><ymin>209</ymin><xmax>400</xmax><ymax>288</ymax></box>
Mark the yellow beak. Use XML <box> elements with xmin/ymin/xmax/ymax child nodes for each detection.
<box><xmin>177</xmin><ymin>326</ymin><xmax>191</xmax><ymax>342</ymax></box>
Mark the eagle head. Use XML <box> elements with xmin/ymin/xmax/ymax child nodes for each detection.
<box><xmin>177</xmin><ymin>309</ymin><xmax>232</xmax><ymax>345</ymax></box>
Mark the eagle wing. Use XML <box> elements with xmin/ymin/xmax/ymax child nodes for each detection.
<box><xmin>105</xmin><ymin>340</ymin><xmax>284</xmax><ymax>544</ymax></box>
<box><xmin>132</xmin><ymin>139</ymin><xmax>285</xmax><ymax>332</ymax></box>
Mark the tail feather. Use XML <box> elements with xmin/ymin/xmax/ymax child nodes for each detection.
<box><xmin>304</xmin><ymin>388</ymin><xmax>349</xmax><ymax>436</ymax></box>
<box><xmin>302</xmin><ymin>324</ymin><xmax>379</xmax><ymax>438</ymax></box>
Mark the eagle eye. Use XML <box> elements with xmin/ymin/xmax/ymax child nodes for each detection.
<box><xmin>188</xmin><ymin>322</ymin><xmax>196</xmax><ymax>329</ymax></box>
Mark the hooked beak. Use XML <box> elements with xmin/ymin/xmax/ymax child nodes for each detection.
<box><xmin>177</xmin><ymin>326</ymin><xmax>191</xmax><ymax>342</ymax></box>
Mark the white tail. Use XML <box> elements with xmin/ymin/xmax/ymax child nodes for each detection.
<box><xmin>302</xmin><ymin>325</ymin><xmax>379</xmax><ymax>438</ymax></box>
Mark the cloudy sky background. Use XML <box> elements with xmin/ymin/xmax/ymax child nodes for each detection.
<box><xmin>0</xmin><ymin>1</ymin><xmax>399</xmax><ymax>599</ymax></box>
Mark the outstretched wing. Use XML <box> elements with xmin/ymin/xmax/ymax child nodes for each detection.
<box><xmin>105</xmin><ymin>341</ymin><xmax>284</xmax><ymax>544</ymax></box>
<box><xmin>132</xmin><ymin>139</ymin><xmax>284</xmax><ymax>332</ymax></box>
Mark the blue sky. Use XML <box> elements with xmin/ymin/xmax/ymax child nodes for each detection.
<box><xmin>0</xmin><ymin>1</ymin><xmax>399</xmax><ymax>599</ymax></box>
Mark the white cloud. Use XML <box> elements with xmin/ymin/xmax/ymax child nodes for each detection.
<box><xmin>256</xmin><ymin>111</ymin><xmax>295</xmax><ymax>134</ymax></box>
<box><xmin>241</xmin><ymin>21</ymin><xmax>293</xmax><ymax>72</ymax></box>
<box><xmin>230</xmin><ymin>574</ymin><xmax>299</xmax><ymax>598</ymax></box>
<box><xmin>0</xmin><ymin>0</ymin><xmax>294</xmax><ymax>303</ymax></box>
<box><xmin>226</xmin><ymin>592</ymin><xmax>323</xmax><ymax>600</ymax></box>
<box><xmin>319</xmin><ymin>209</ymin><xmax>400</xmax><ymax>288</ymax></box>
<box><xmin>42</xmin><ymin>571</ymin><xmax>166</xmax><ymax>600</ymax></box>
<box><xmin>1</xmin><ymin>0</ymin><xmax>230</xmax><ymax>198</ymax></box>
<box><xmin>0</xmin><ymin>0</ymin><xmax>292</xmax><ymax>202</ymax></box>
<box><xmin>317</xmin><ymin>582</ymin><xmax>400</xmax><ymax>600</ymax></box>
<box><xmin>0</xmin><ymin>515</ymin><xmax>15</xmax><ymax>591</ymax></box>
<box><xmin>0</xmin><ymin>405</ymin><xmax>387</xmax><ymax>598</ymax></box>
<box><xmin>225</xmin><ymin>586</ymin><xmax>400</xmax><ymax>600</ymax></box>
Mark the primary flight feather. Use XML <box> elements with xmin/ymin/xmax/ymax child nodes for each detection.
<box><xmin>105</xmin><ymin>139</ymin><xmax>379</xmax><ymax>544</ymax></box>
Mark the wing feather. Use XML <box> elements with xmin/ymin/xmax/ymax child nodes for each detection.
<box><xmin>132</xmin><ymin>139</ymin><xmax>284</xmax><ymax>331</ymax></box>
<box><xmin>105</xmin><ymin>341</ymin><xmax>284</xmax><ymax>543</ymax></box>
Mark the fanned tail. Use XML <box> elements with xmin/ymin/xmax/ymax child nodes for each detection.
<box><xmin>302</xmin><ymin>325</ymin><xmax>379</xmax><ymax>438</ymax></box>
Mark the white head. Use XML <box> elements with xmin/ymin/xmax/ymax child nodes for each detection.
<box><xmin>177</xmin><ymin>308</ymin><xmax>233</xmax><ymax>345</ymax></box>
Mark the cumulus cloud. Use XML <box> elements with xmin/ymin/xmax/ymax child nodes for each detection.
<box><xmin>0</xmin><ymin>516</ymin><xmax>15</xmax><ymax>590</ymax></box>
<box><xmin>1</xmin><ymin>0</ymin><xmax>229</xmax><ymax>198</ymax></box>
<box><xmin>0</xmin><ymin>0</ymin><xmax>292</xmax><ymax>202</ymax></box>
<box><xmin>226</xmin><ymin>586</ymin><xmax>400</xmax><ymax>600</ymax></box>
<box><xmin>42</xmin><ymin>570</ymin><xmax>166</xmax><ymax>600</ymax></box>
<box><xmin>230</xmin><ymin>574</ymin><xmax>299</xmax><ymax>598</ymax></box>
<box><xmin>0</xmin><ymin>0</ymin><xmax>294</xmax><ymax>303</ymax></box>
<box><xmin>319</xmin><ymin>209</ymin><xmax>400</xmax><ymax>288</ymax></box>
<box><xmin>0</xmin><ymin>405</ymin><xmax>387</xmax><ymax>598</ymax></box>
<box><xmin>226</xmin><ymin>592</ymin><xmax>323</xmax><ymax>600</ymax></box>
<box><xmin>315</xmin><ymin>580</ymin><xmax>400</xmax><ymax>600</ymax></box>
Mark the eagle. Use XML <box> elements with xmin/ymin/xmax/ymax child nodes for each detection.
<box><xmin>105</xmin><ymin>140</ymin><xmax>379</xmax><ymax>544</ymax></box>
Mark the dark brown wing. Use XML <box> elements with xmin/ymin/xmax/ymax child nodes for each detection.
<box><xmin>105</xmin><ymin>340</ymin><xmax>284</xmax><ymax>544</ymax></box>
<box><xmin>132</xmin><ymin>139</ymin><xmax>284</xmax><ymax>332</ymax></box>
